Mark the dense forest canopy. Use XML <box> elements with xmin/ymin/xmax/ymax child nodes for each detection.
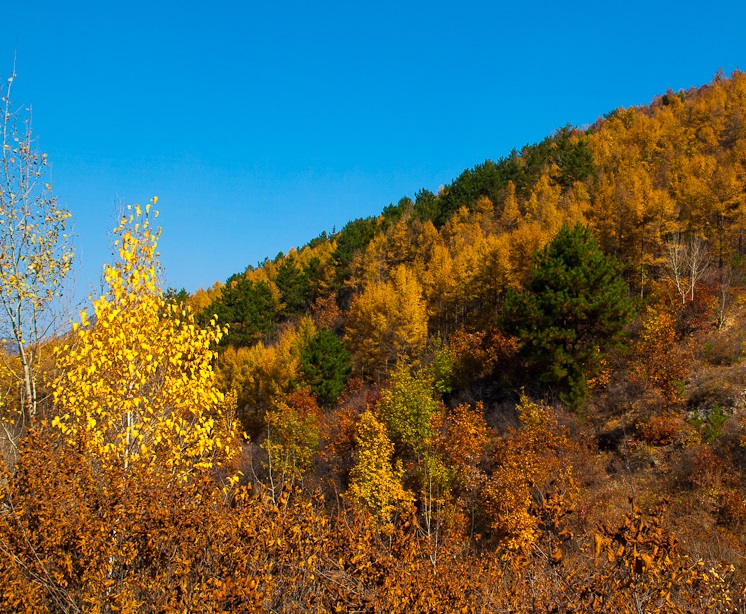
<box><xmin>2</xmin><ymin>71</ymin><xmax>746</xmax><ymax>611</ymax></box>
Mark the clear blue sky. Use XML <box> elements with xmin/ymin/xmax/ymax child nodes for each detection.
<box><xmin>2</xmin><ymin>0</ymin><xmax>745</xmax><ymax>298</ymax></box>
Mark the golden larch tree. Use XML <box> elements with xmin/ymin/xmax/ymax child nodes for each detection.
<box><xmin>345</xmin><ymin>264</ymin><xmax>427</xmax><ymax>380</ymax></box>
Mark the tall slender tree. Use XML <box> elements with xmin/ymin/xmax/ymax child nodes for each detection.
<box><xmin>0</xmin><ymin>67</ymin><xmax>73</xmax><ymax>428</ymax></box>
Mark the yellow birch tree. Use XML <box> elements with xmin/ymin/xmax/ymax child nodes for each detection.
<box><xmin>51</xmin><ymin>201</ymin><xmax>238</xmax><ymax>477</ymax></box>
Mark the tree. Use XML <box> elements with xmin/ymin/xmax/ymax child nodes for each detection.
<box><xmin>345</xmin><ymin>265</ymin><xmax>428</xmax><ymax>380</ymax></box>
<box><xmin>347</xmin><ymin>409</ymin><xmax>412</xmax><ymax>525</ymax></box>
<box><xmin>541</xmin><ymin>126</ymin><xmax>596</xmax><ymax>187</ymax></box>
<box><xmin>481</xmin><ymin>394</ymin><xmax>575</xmax><ymax>551</ymax></box>
<box><xmin>411</xmin><ymin>188</ymin><xmax>438</xmax><ymax>224</ymax></box>
<box><xmin>205</xmin><ymin>273</ymin><xmax>276</xmax><ymax>347</ymax></box>
<box><xmin>499</xmin><ymin>180</ymin><xmax>521</xmax><ymax>230</ymax></box>
<box><xmin>52</xmin><ymin>202</ymin><xmax>238</xmax><ymax>476</ymax></box>
<box><xmin>275</xmin><ymin>253</ymin><xmax>310</xmax><ymax>319</ymax></box>
<box><xmin>377</xmin><ymin>364</ymin><xmax>440</xmax><ymax>453</ymax></box>
<box><xmin>375</xmin><ymin>365</ymin><xmax>454</xmax><ymax>559</ymax></box>
<box><xmin>331</xmin><ymin>216</ymin><xmax>378</xmax><ymax>290</ymax></box>
<box><xmin>503</xmin><ymin>223</ymin><xmax>633</xmax><ymax>408</ymax></box>
<box><xmin>440</xmin><ymin>401</ymin><xmax>489</xmax><ymax>540</ymax></box>
<box><xmin>632</xmin><ymin>304</ymin><xmax>688</xmax><ymax>404</ymax></box>
<box><xmin>216</xmin><ymin>316</ymin><xmax>315</xmax><ymax>436</ymax></box>
<box><xmin>300</xmin><ymin>328</ymin><xmax>350</xmax><ymax>407</ymax></box>
<box><xmin>261</xmin><ymin>388</ymin><xmax>320</xmax><ymax>497</ymax></box>
<box><xmin>664</xmin><ymin>233</ymin><xmax>710</xmax><ymax>304</ymax></box>
<box><xmin>0</xmin><ymin>68</ymin><xmax>74</xmax><ymax>426</ymax></box>
<box><xmin>164</xmin><ymin>286</ymin><xmax>188</xmax><ymax>308</ymax></box>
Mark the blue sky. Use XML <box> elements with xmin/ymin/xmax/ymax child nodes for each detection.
<box><xmin>2</xmin><ymin>0</ymin><xmax>745</xmax><ymax>298</ymax></box>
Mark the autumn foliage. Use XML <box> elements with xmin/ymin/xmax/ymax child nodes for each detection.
<box><xmin>4</xmin><ymin>71</ymin><xmax>746</xmax><ymax>611</ymax></box>
<box><xmin>52</xmin><ymin>203</ymin><xmax>238</xmax><ymax>476</ymax></box>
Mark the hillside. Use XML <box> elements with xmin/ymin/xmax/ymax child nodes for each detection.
<box><xmin>2</xmin><ymin>71</ymin><xmax>746</xmax><ymax>611</ymax></box>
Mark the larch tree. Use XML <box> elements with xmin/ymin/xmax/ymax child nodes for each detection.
<box><xmin>345</xmin><ymin>264</ymin><xmax>428</xmax><ymax>380</ymax></box>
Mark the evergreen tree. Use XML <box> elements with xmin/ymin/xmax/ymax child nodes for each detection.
<box><xmin>300</xmin><ymin>329</ymin><xmax>351</xmax><ymax>407</ymax></box>
<box><xmin>503</xmin><ymin>223</ymin><xmax>633</xmax><ymax>408</ymax></box>
<box><xmin>275</xmin><ymin>255</ymin><xmax>311</xmax><ymax>319</ymax></box>
<box><xmin>331</xmin><ymin>217</ymin><xmax>377</xmax><ymax>280</ymax></box>
<box><xmin>413</xmin><ymin>188</ymin><xmax>439</xmax><ymax>224</ymax></box>
<box><xmin>205</xmin><ymin>274</ymin><xmax>276</xmax><ymax>347</ymax></box>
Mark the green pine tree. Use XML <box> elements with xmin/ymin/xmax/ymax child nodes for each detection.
<box><xmin>275</xmin><ymin>255</ymin><xmax>311</xmax><ymax>319</ymax></box>
<box><xmin>503</xmin><ymin>223</ymin><xmax>633</xmax><ymax>409</ymax></box>
<box><xmin>203</xmin><ymin>274</ymin><xmax>277</xmax><ymax>347</ymax></box>
<box><xmin>300</xmin><ymin>329</ymin><xmax>351</xmax><ymax>407</ymax></box>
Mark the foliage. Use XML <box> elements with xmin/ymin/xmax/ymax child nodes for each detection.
<box><xmin>689</xmin><ymin>404</ymin><xmax>729</xmax><ymax>443</ymax></box>
<box><xmin>547</xmin><ymin>126</ymin><xmax>596</xmax><ymax>187</ymax></box>
<box><xmin>185</xmin><ymin>281</ymin><xmax>222</xmax><ymax>314</ymax></box>
<box><xmin>0</xmin><ymin>69</ymin><xmax>74</xmax><ymax>425</ymax></box>
<box><xmin>345</xmin><ymin>265</ymin><xmax>428</xmax><ymax>380</ymax></box>
<box><xmin>481</xmin><ymin>394</ymin><xmax>576</xmax><ymax>551</ymax></box>
<box><xmin>299</xmin><ymin>328</ymin><xmax>350</xmax><ymax>407</ymax></box>
<box><xmin>204</xmin><ymin>272</ymin><xmax>276</xmax><ymax>347</ymax></box>
<box><xmin>164</xmin><ymin>286</ymin><xmax>188</xmax><ymax>308</ymax></box>
<box><xmin>636</xmin><ymin>412</ymin><xmax>688</xmax><ymax>446</ymax></box>
<box><xmin>439</xmin><ymin>401</ymin><xmax>489</xmax><ymax>539</ymax></box>
<box><xmin>0</xmin><ymin>429</ymin><xmax>249</xmax><ymax>613</ymax></box>
<box><xmin>448</xmin><ymin>327</ymin><xmax>520</xmax><ymax>383</ymax></box>
<box><xmin>587</xmin><ymin>503</ymin><xmax>713</xmax><ymax>612</ymax></box>
<box><xmin>6</xmin><ymin>70</ymin><xmax>746</xmax><ymax>612</ymax></box>
<box><xmin>424</xmin><ymin>340</ymin><xmax>459</xmax><ymax>395</ymax></box>
<box><xmin>441</xmin><ymin>402</ymin><xmax>489</xmax><ymax>478</ymax></box>
<box><xmin>0</xmin><ymin>427</ymin><xmax>337</xmax><ymax>613</ymax></box>
<box><xmin>377</xmin><ymin>364</ymin><xmax>441</xmax><ymax>452</ymax></box>
<box><xmin>216</xmin><ymin>317</ymin><xmax>315</xmax><ymax>435</ymax></box>
<box><xmin>52</xmin><ymin>203</ymin><xmax>238</xmax><ymax>476</ymax></box>
<box><xmin>632</xmin><ymin>303</ymin><xmax>689</xmax><ymax>403</ymax></box>
<box><xmin>310</xmin><ymin>292</ymin><xmax>342</xmax><ymax>331</ymax></box>
<box><xmin>274</xmin><ymin>253</ymin><xmax>311</xmax><ymax>319</ymax></box>
<box><xmin>347</xmin><ymin>409</ymin><xmax>412</xmax><ymax>525</ymax></box>
<box><xmin>503</xmin><ymin>223</ymin><xmax>633</xmax><ymax>408</ymax></box>
<box><xmin>261</xmin><ymin>388</ymin><xmax>320</xmax><ymax>490</ymax></box>
<box><xmin>331</xmin><ymin>216</ymin><xmax>377</xmax><ymax>288</ymax></box>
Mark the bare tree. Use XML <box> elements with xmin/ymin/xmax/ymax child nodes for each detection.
<box><xmin>665</xmin><ymin>235</ymin><xmax>688</xmax><ymax>304</ymax></box>
<box><xmin>687</xmin><ymin>235</ymin><xmax>710</xmax><ymax>302</ymax></box>
<box><xmin>0</xmin><ymin>64</ymin><xmax>74</xmax><ymax>434</ymax></box>
<box><xmin>714</xmin><ymin>263</ymin><xmax>736</xmax><ymax>330</ymax></box>
<box><xmin>664</xmin><ymin>233</ymin><xmax>710</xmax><ymax>304</ymax></box>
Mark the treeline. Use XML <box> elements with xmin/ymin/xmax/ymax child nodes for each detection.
<box><xmin>2</xmin><ymin>71</ymin><xmax>746</xmax><ymax>611</ymax></box>
<box><xmin>192</xmin><ymin>69</ymin><xmax>746</xmax><ymax>415</ymax></box>
<box><xmin>197</xmin><ymin>69</ymin><xmax>746</xmax><ymax>338</ymax></box>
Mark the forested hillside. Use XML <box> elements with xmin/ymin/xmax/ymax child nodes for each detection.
<box><xmin>2</xmin><ymin>71</ymin><xmax>746</xmax><ymax>611</ymax></box>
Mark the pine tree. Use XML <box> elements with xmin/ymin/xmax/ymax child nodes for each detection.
<box><xmin>503</xmin><ymin>223</ymin><xmax>633</xmax><ymax>408</ymax></box>
<box><xmin>205</xmin><ymin>274</ymin><xmax>276</xmax><ymax>347</ymax></box>
<box><xmin>300</xmin><ymin>329</ymin><xmax>350</xmax><ymax>407</ymax></box>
